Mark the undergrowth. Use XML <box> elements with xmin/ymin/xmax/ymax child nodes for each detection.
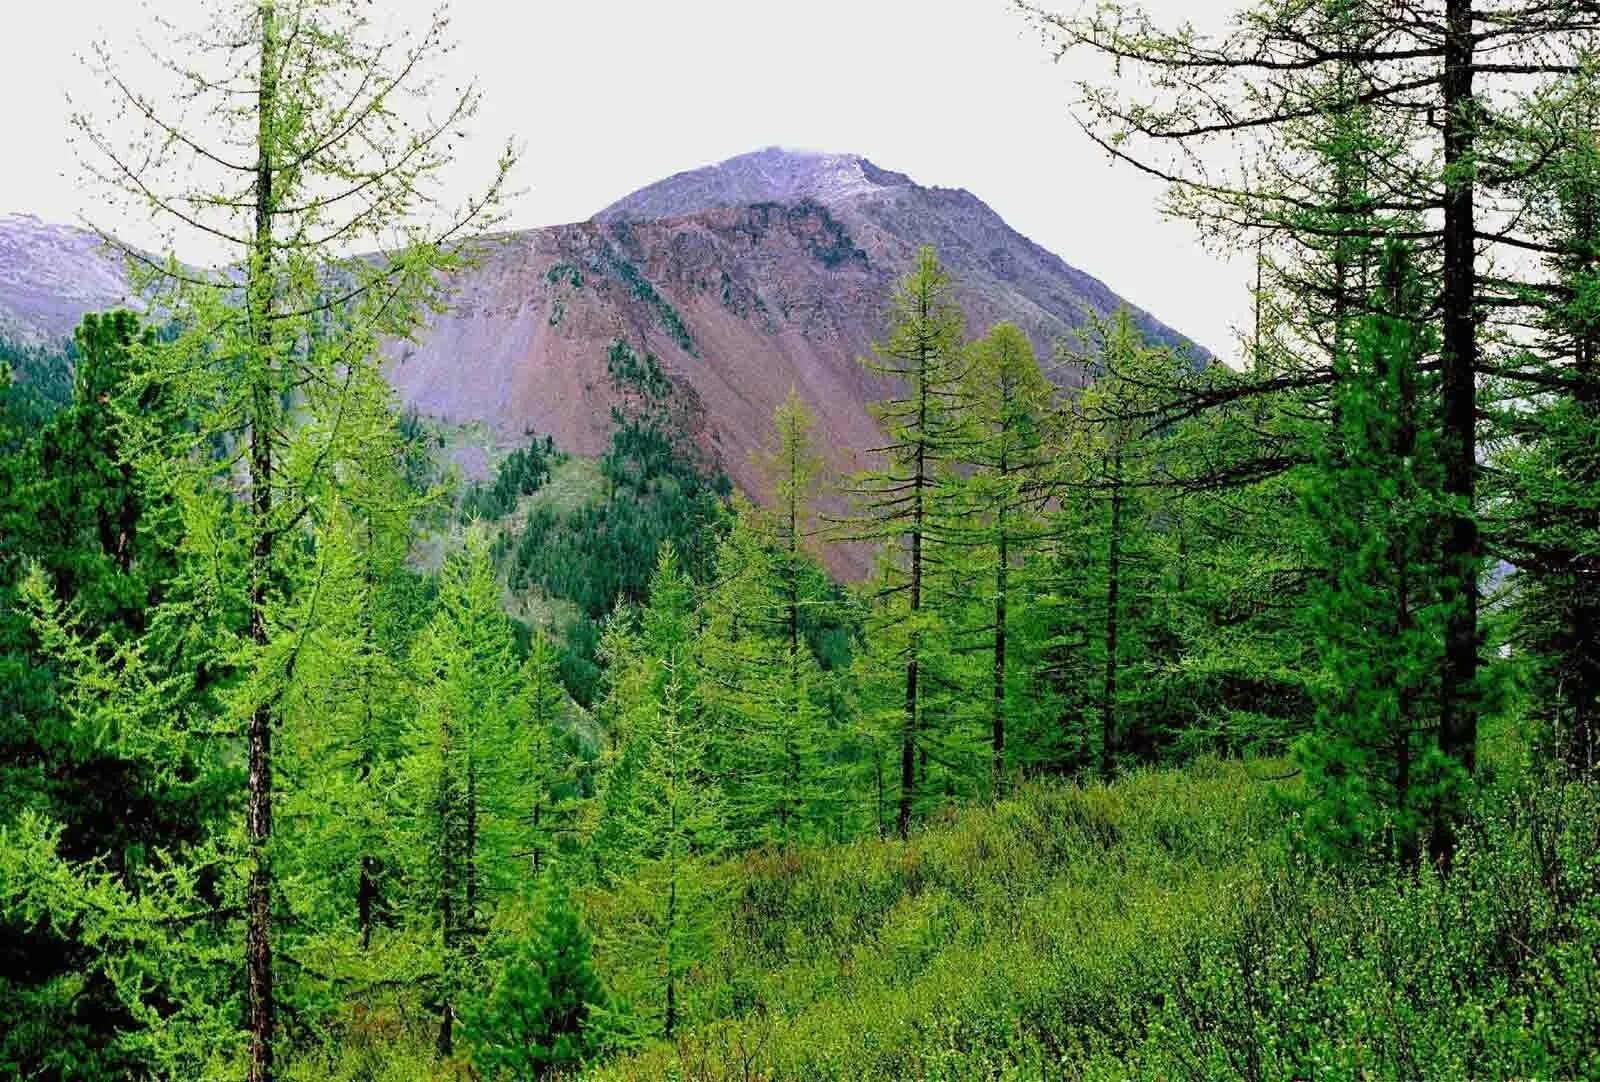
<box><xmin>302</xmin><ymin>756</ymin><xmax>1600</xmax><ymax>1080</ymax></box>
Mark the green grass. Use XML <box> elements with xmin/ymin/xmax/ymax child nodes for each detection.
<box><xmin>518</xmin><ymin>456</ymin><xmax>606</xmax><ymax>521</ymax></box>
<box><xmin>495</xmin><ymin>455</ymin><xmax>607</xmax><ymax>628</ymax></box>
<box><xmin>583</xmin><ymin>756</ymin><xmax>1600</xmax><ymax>1081</ymax></box>
<box><xmin>297</xmin><ymin>752</ymin><xmax>1600</xmax><ymax>1081</ymax></box>
<box><xmin>585</xmin><ymin>758</ymin><xmax>1285</xmax><ymax>1081</ymax></box>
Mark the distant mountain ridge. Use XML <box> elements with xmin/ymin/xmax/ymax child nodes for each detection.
<box><xmin>0</xmin><ymin>215</ymin><xmax>139</xmax><ymax>348</ymax></box>
<box><xmin>0</xmin><ymin>148</ymin><xmax>1206</xmax><ymax>573</ymax></box>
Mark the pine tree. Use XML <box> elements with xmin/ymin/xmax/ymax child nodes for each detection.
<box><xmin>0</xmin><ymin>311</ymin><xmax>233</xmax><ymax>1081</ymax></box>
<box><xmin>463</xmin><ymin>881</ymin><xmax>609</xmax><ymax>1080</ymax></box>
<box><xmin>845</xmin><ymin>246</ymin><xmax>970</xmax><ymax>838</ymax></box>
<box><xmin>1296</xmin><ymin>244</ymin><xmax>1446</xmax><ymax>867</ymax></box>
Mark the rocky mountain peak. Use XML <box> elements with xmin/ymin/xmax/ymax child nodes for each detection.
<box><xmin>597</xmin><ymin>146</ymin><xmax>914</xmax><ymax>223</ymax></box>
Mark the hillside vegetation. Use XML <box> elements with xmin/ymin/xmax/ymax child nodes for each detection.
<box><xmin>305</xmin><ymin>755</ymin><xmax>1600</xmax><ymax>1080</ymax></box>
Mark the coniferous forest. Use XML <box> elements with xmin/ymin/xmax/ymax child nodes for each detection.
<box><xmin>5</xmin><ymin>1</ymin><xmax>1600</xmax><ymax>1079</ymax></box>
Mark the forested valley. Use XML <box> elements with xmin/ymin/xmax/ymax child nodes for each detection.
<box><xmin>6</xmin><ymin>1</ymin><xmax>1600</xmax><ymax>1079</ymax></box>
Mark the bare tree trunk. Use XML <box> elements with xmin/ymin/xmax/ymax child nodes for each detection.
<box><xmin>899</xmin><ymin>366</ymin><xmax>928</xmax><ymax>841</ymax></box>
<box><xmin>1432</xmin><ymin>0</ymin><xmax>1480</xmax><ymax>870</ymax></box>
<box><xmin>246</xmin><ymin>5</ymin><xmax>279</xmax><ymax>1078</ymax></box>
<box><xmin>1101</xmin><ymin>449</ymin><xmax>1123</xmax><ymax>783</ymax></box>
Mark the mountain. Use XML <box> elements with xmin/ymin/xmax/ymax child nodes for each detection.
<box><xmin>0</xmin><ymin>215</ymin><xmax>139</xmax><ymax>348</ymax></box>
<box><xmin>0</xmin><ymin>149</ymin><xmax>1205</xmax><ymax>572</ymax></box>
<box><xmin>597</xmin><ymin>147</ymin><xmax>1196</xmax><ymax>356</ymax></box>
<box><xmin>389</xmin><ymin>150</ymin><xmax>1205</xmax><ymax>539</ymax></box>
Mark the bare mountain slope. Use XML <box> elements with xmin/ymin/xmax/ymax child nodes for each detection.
<box><xmin>395</xmin><ymin>147</ymin><xmax>1204</xmax><ymax>488</ymax></box>
<box><xmin>0</xmin><ymin>215</ymin><xmax>139</xmax><ymax>348</ymax></box>
<box><xmin>1</xmin><ymin>149</ymin><xmax>1205</xmax><ymax>574</ymax></box>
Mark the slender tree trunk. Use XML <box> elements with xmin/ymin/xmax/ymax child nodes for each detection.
<box><xmin>246</xmin><ymin>5</ymin><xmax>279</xmax><ymax>1078</ymax></box>
<box><xmin>1565</xmin><ymin>199</ymin><xmax>1600</xmax><ymax>776</ymax></box>
<box><xmin>664</xmin><ymin>871</ymin><xmax>679</xmax><ymax>1037</ymax></box>
<box><xmin>436</xmin><ymin>1002</ymin><xmax>453</xmax><ymax>1059</ymax></box>
<box><xmin>465</xmin><ymin>754</ymin><xmax>479</xmax><ymax>940</ymax></box>
<box><xmin>899</xmin><ymin>364</ymin><xmax>928</xmax><ymax>841</ymax></box>
<box><xmin>1101</xmin><ymin>449</ymin><xmax>1123</xmax><ymax>783</ymax></box>
<box><xmin>358</xmin><ymin>856</ymin><xmax>377</xmax><ymax>950</ymax></box>
<box><xmin>436</xmin><ymin>726</ymin><xmax>457</xmax><ymax>1058</ymax></box>
<box><xmin>359</xmin><ymin>521</ymin><xmax>379</xmax><ymax>950</ymax></box>
<box><xmin>532</xmin><ymin>798</ymin><xmax>543</xmax><ymax>874</ymax></box>
<box><xmin>1432</xmin><ymin>0</ymin><xmax>1480</xmax><ymax>869</ymax></box>
<box><xmin>787</xmin><ymin>475</ymin><xmax>803</xmax><ymax>841</ymax></box>
<box><xmin>788</xmin><ymin>438</ymin><xmax>801</xmax><ymax>663</ymax></box>
<box><xmin>874</xmin><ymin>749</ymin><xmax>885</xmax><ymax>839</ymax></box>
<box><xmin>992</xmin><ymin>511</ymin><xmax>1008</xmax><ymax>800</ymax></box>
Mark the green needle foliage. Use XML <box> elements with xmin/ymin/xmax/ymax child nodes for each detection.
<box><xmin>846</xmin><ymin>246</ymin><xmax>971</xmax><ymax>839</ymax></box>
<box><xmin>699</xmin><ymin>392</ymin><xmax>850</xmax><ymax>846</ymax></box>
<box><xmin>1295</xmin><ymin>245</ymin><xmax>1448</xmax><ymax>868</ymax></box>
<box><xmin>952</xmin><ymin>322</ymin><xmax>1053</xmax><ymax>797</ymax></box>
<box><xmin>61</xmin><ymin>1</ymin><xmax>514</xmax><ymax>1075</ymax></box>
<box><xmin>589</xmin><ymin>546</ymin><xmax>727</xmax><ymax>1038</ymax></box>
<box><xmin>0</xmin><ymin>311</ymin><xmax>233</xmax><ymax>1081</ymax></box>
<box><xmin>464</xmin><ymin>881</ymin><xmax>610</xmax><ymax>1080</ymax></box>
<box><xmin>401</xmin><ymin>528</ymin><xmax>536</xmax><ymax>1055</ymax></box>
<box><xmin>1496</xmin><ymin>74</ymin><xmax>1600</xmax><ymax>778</ymax></box>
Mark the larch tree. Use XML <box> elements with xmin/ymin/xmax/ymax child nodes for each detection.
<box><xmin>698</xmin><ymin>499</ymin><xmax>835</xmax><ymax>846</ymax></box>
<box><xmin>845</xmin><ymin>246</ymin><xmax>970</xmax><ymax>839</ymax></box>
<box><xmin>1055</xmin><ymin>311</ymin><xmax>1179</xmax><ymax>779</ymax></box>
<box><xmin>402</xmin><ymin>528</ymin><xmax>529</xmax><ymax>1057</ymax></box>
<box><xmin>1495</xmin><ymin>72</ymin><xmax>1600</xmax><ymax>776</ymax></box>
<box><xmin>956</xmin><ymin>322</ymin><xmax>1053</xmax><ymax>798</ymax></box>
<box><xmin>589</xmin><ymin>545</ymin><xmax>726</xmax><ymax>1037</ymax></box>
<box><xmin>71</xmin><ymin>2</ymin><xmax>513</xmax><ymax>1074</ymax></box>
<box><xmin>521</xmin><ymin>630</ymin><xmax>573</xmax><ymax>875</ymax></box>
<box><xmin>698</xmin><ymin>392</ymin><xmax>841</xmax><ymax>845</ymax></box>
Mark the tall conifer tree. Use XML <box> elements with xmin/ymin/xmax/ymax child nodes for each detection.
<box><xmin>1297</xmin><ymin>245</ymin><xmax>1445</xmax><ymax>867</ymax></box>
<box><xmin>846</xmin><ymin>247</ymin><xmax>969</xmax><ymax>838</ymax></box>
<box><xmin>72</xmin><ymin>3</ymin><xmax>512</xmax><ymax>1072</ymax></box>
<box><xmin>956</xmin><ymin>323</ymin><xmax>1053</xmax><ymax>796</ymax></box>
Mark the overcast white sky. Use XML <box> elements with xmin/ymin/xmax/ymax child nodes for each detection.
<box><xmin>0</xmin><ymin>0</ymin><xmax>1248</xmax><ymax>360</ymax></box>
